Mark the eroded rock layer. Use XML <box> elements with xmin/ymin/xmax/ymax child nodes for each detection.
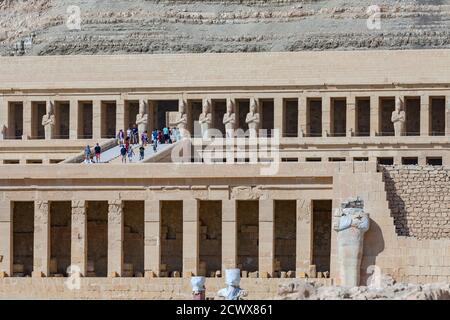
<box><xmin>1</xmin><ymin>0</ymin><xmax>450</xmax><ymax>55</ymax></box>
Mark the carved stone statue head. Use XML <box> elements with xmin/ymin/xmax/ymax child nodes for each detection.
<box><xmin>250</xmin><ymin>98</ymin><xmax>258</xmax><ymax>113</ymax></box>
<box><xmin>333</xmin><ymin>197</ymin><xmax>370</xmax><ymax>233</ymax></box>
<box><xmin>46</xmin><ymin>100</ymin><xmax>53</xmax><ymax>115</ymax></box>
<box><xmin>179</xmin><ymin>100</ymin><xmax>186</xmax><ymax>114</ymax></box>
<box><xmin>139</xmin><ymin>100</ymin><xmax>146</xmax><ymax>115</ymax></box>
<box><xmin>202</xmin><ymin>99</ymin><xmax>210</xmax><ymax>114</ymax></box>
<box><xmin>395</xmin><ymin>97</ymin><xmax>403</xmax><ymax>112</ymax></box>
<box><xmin>226</xmin><ymin>99</ymin><xmax>234</xmax><ymax>114</ymax></box>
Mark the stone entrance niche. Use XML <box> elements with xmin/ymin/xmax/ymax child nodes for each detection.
<box><xmin>161</xmin><ymin>201</ymin><xmax>183</xmax><ymax>277</ymax></box>
<box><xmin>379</xmin><ymin>97</ymin><xmax>395</xmax><ymax>136</ymax></box>
<box><xmin>274</xmin><ymin>200</ymin><xmax>296</xmax><ymax>273</ymax></box>
<box><xmin>430</xmin><ymin>97</ymin><xmax>445</xmax><ymax>136</ymax></box>
<box><xmin>86</xmin><ymin>201</ymin><xmax>108</xmax><ymax>277</ymax></box>
<box><xmin>78</xmin><ymin>101</ymin><xmax>93</xmax><ymax>139</ymax></box>
<box><xmin>236</xmin><ymin>99</ymin><xmax>250</xmax><ymax>132</ymax></box>
<box><xmin>188</xmin><ymin>100</ymin><xmax>202</xmax><ymax>137</ymax></box>
<box><xmin>284</xmin><ymin>99</ymin><xmax>298</xmax><ymax>137</ymax></box>
<box><xmin>331</xmin><ymin>98</ymin><xmax>347</xmax><ymax>137</ymax></box>
<box><xmin>212</xmin><ymin>100</ymin><xmax>226</xmax><ymax>136</ymax></box>
<box><xmin>101</xmin><ymin>101</ymin><xmax>117</xmax><ymax>138</ymax></box>
<box><xmin>154</xmin><ymin>100</ymin><xmax>178</xmax><ymax>131</ymax></box>
<box><xmin>54</xmin><ymin>101</ymin><xmax>70</xmax><ymax>139</ymax></box>
<box><xmin>50</xmin><ymin>202</ymin><xmax>71</xmax><ymax>276</ymax></box>
<box><xmin>405</xmin><ymin>97</ymin><xmax>420</xmax><ymax>136</ymax></box>
<box><xmin>260</xmin><ymin>99</ymin><xmax>274</xmax><ymax>137</ymax></box>
<box><xmin>12</xmin><ymin>202</ymin><xmax>34</xmax><ymax>277</ymax></box>
<box><xmin>307</xmin><ymin>98</ymin><xmax>322</xmax><ymax>137</ymax></box>
<box><xmin>237</xmin><ymin>200</ymin><xmax>259</xmax><ymax>273</ymax></box>
<box><xmin>199</xmin><ymin>201</ymin><xmax>222</xmax><ymax>277</ymax></box>
<box><xmin>356</xmin><ymin>98</ymin><xmax>370</xmax><ymax>136</ymax></box>
<box><xmin>123</xmin><ymin>201</ymin><xmax>144</xmax><ymax>277</ymax></box>
<box><xmin>7</xmin><ymin>102</ymin><xmax>23</xmax><ymax>139</ymax></box>
<box><xmin>312</xmin><ymin>200</ymin><xmax>332</xmax><ymax>274</ymax></box>
<box><xmin>125</xmin><ymin>100</ymin><xmax>139</xmax><ymax>132</ymax></box>
<box><xmin>31</xmin><ymin>102</ymin><xmax>46</xmax><ymax>139</ymax></box>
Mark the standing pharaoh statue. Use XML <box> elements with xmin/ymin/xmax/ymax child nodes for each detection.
<box><xmin>0</xmin><ymin>124</ymin><xmax>6</xmax><ymax>140</ymax></box>
<box><xmin>42</xmin><ymin>100</ymin><xmax>55</xmax><ymax>140</ymax></box>
<box><xmin>391</xmin><ymin>97</ymin><xmax>406</xmax><ymax>136</ymax></box>
<box><xmin>136</xmin><ymin>100</ymin><xmax>148</xmax><ymax>140</ymax></box>
<box><xmin>199</xmin><ymin>99</ymin><xmax>212</xmax><ymax>139</ymax></box>
<box><xmin>223</xmin><ymin>99</ymin><xmax>236</xmax><ymax>138</ymax></box>
<box><xmin>333</xmin><ymin>197</ymin><xmax>370</xmax><ymax>287</ymax></box>
<box><xmin>175</xmin><ymin>100</ymin><xmax>189</xmax><ymax>138</ymax></box>
<box><xmin>246</xmin><ymin>98</ymin><xmax>260</xmax><ymax>138</ymax></box>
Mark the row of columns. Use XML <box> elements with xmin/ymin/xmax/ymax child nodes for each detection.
<box><xmin>0</xmin><ymin>198</ymin><xmax>314</xmax><ymax>278</ymax></box>
<box><xmin>3</xmin><ymin>94</ymin><xmax>449</xmax><ymax>140</ymax></box>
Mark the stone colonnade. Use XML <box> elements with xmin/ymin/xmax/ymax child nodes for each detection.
<box><xmin>0</xmin><ymin>198</ymin><xmax>323</xmax><ymax>279</ymax></box>
<box><xmin>2</xmin><ymin>94</ymin><xmax>449</xmax><ymax>140</ymax></box>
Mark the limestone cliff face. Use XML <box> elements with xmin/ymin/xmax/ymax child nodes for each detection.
<box><xmin>1</xmin><ymin>0</ymin><xmax>450</xmax><ymax>56</ymax></box>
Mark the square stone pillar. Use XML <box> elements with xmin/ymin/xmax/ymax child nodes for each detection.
<box><xmin>259</xmin><ymin>199</ymin><xmax>274</xmax><ymax>278</ymax></box>
<box><xmin>0</xmin><ymin>201</ymin><xmax>12</xmax><ymax>276</ymax></box>
<box><xmin>93</xmin><ymin>100</ymin><xmax>102</xmax><ymax>140</ymax></box>
<box><xmin>22</xmin><ymin>100</ymin><xmax>32</xmax><ymax>140</ymax></box>
<box><xmin>107</xmin><ymin>200</ymin><xmax>124</xmax><ymax>277</ymax></box>
<box><xmin>446</xmin><ymin>96</ymin><xmax>450</xmax><ymax>136</ymax></box>
<box><xmin>183</xmin><ymin>199</ymin><xmax>199</xmax><ymax>277</ymax></box>
<box><xmin>116</xmin><ymin>99</ymin><xmax>125</xmax><ymax>133</ymax></box>
<box><xmin>420</xmin><ymin>95</ymin><xmax>430</xmax><ymax>136</ymax></box>
<box><xmin>222</xmin><ymin>199</ymin><xmax>237</xmax><ymax>273</ymax></box>
<box><xmin>346</xmin><ymin>97</ymin><xmax>356</xmax><ymax>137</ymax></box>
<box><xmin>148</xmin><ymin>100</ymin><xmax>156</xmax><ymax>134</ymax></box>
<box><xmin>69</xmin><ymin>99</ymin><xmax>79</xmax><ymax>140</ymax></box>
<box><xmin>296</xmin><ymin>199</ymin><xmax>312</xmax><ymax>277</ymax></box>
<box><xmin>71</xmin><ymin>200</ymin><xmax>87</xmax><ymax>276</ymax></box>
<box><xmin>322</xmin><ymin>97</ymin><xmax>330</xmax><ymax>137</ymax></box>
<box><xmin>33</xmin><ymin>201</ymin><xmax>50</xmax><ymax>277</ymax></box>
<box><xmin>273</xmin><ymin>97</ymin><xmax>284</xmax><ymax>138</ymax></box>
<box><xmin>299</xmin><ymin>96</ymin><xmax>307</xmax><ymax>138</ymax></box>
<box><xmin>370</xmin><ymin>95</ymin><xmax>379</xmax><ymax>137</ymax></box>
<box><xmin>144</xmin><ymin>200</ymin><xmax>161</xmax><ymax>277</ymax></box>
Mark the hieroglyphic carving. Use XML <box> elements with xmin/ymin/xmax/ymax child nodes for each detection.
<box><xmin>108</xmin><ymin>200</ymin><xmax>123</xmax><ymax>223</ymax></box>
<box><xmin>230</xmin><ymin>186</ymin><xmax>263</xmax><ymax>200</ymax></box>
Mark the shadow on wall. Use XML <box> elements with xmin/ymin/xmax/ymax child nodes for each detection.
<box><xmin>380</xmin><ymin>166</ymin><xmax>409</xmax><ymax>236</ymax></box>
<box><xmin>360</xmin><ymin>219</ymin><xmax>385</xmax><ymax>285</ymax></box>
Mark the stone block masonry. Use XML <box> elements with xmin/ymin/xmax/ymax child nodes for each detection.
<box><xmin>382</xmin><ymin>165</ymin><xmax>450</xmax><ymax>239</ymax></box>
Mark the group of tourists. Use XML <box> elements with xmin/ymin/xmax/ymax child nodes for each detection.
<box><xmin>83</xmin><ymin>143</ymin><xmax>102</xmax><ymax>164</ymax></box>
<box><xmin>116</xmin><ymin>126</ymin><xmax>180</xmax><ymax>163</ymax></box>
<box><xmin>82</xmin><ymin>125</ymin><xmax>180</xmax><ymax>164</ymax></box>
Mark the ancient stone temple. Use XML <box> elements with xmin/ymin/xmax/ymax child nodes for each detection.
<box><xmin>0</xmin><ymin>50</ymin><xmax>449</xmax><ymax>299</ymax></box>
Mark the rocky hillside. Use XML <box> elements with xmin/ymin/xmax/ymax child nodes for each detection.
<box><xmin>1</xmin><ymin>0</ymin><xmax>450</xmax><ymax>56</ymax></box>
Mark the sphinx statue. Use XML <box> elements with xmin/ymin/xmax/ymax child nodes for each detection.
<box><xmin>223</xmin><ymin>99</ymin><xmax>236</xmax><ymax>138</ymax></box>
<box><xmin>175</xmin><ymin>100</ymin><xmax>189</xmax><ymax>138</ymax></box>
<box><xmin>41</xmin><ymin>100</ymin><xmax>55</xmax><ymax>140</ymax></box>
<box><xmin>217</xmin><ymin>269</ymin><xmax>247</xmax><ymax>300</ymax></box>
<box><xmin>199</xmin><ymin>99</ymin><xmax>212</xmax><ymax>139</ymax></box>
<box><xmin>136</xmin><ymin>100</ymin><xmax>148</xmax><ymax>139</ymax></box>
<box><xmin>333</xmin><ymin>197</ymin><xmax>370</xmax><ymax>287</ymax></box>
<box><xmin>391</xmin><ymin>97</ymin><xmax>406</xmax><ymax>137</ymax></box>
<box><xmin>246</xmin><ymin>98</ymin><xmax>260</xmax><ymax>138</ymax></box>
